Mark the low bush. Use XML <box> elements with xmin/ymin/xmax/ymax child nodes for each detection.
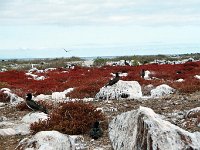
<box><xmin>30</xmin><ymin>101</ymin><xmax>106</xmax><ymax>135</ymax></box>
<box><xmin>0</xmin><ymin>91</ymin><xmax>10</xmax><ymax>102</ymax></box>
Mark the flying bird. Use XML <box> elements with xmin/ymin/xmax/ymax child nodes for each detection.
<box><xmin>63</xmin><ymin>49</ymin><xmax>71</xmax><ymax>53</ymax></box>
<box><xmin>89</xmin><ymin>121</ymin><xmax>103</xmax><ymax>140</ymax></box>
<box><xmin>105</xmin><ymin>72</ymin><xmax>120</xmax><ymax>87</ymax></box>
<box><xmin>26</xmin><ymin>93</ymin><xmax>48</xmax><ymax>114</ymax></box>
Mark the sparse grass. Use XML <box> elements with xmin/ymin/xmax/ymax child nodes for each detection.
<box><xmin>0</xmin><ymin>57</ymin><xmax>84</xmax><ymax>71</ymax></box>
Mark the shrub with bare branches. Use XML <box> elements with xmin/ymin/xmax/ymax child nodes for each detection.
<box><xmin>30</xmin><ymin>101</ymin><xmax>106</xmax><ymax>135</ymax></box>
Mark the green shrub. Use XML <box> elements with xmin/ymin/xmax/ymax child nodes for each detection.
<box><xmin>93</xmin><ymin>57</ymin><xmax>109</xmax><ymax>66</ymax></box>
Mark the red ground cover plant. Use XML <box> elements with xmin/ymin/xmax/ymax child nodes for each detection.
<box><xmin>30</xmin><ymin>101</ymin><xmax>106</xmax><ymax>135</ymax></box>
<box><xmin>0</xmin><ymin>61</ymin><xmax>200</xmax><ymax>98</ymax></box>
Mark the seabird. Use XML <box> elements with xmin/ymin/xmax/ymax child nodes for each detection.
<box><xmin>124</xmin><ymin>60</ymin><xmax>130</xmax><ymax>66</ymax></box>
<box><xmin>63</xmin><ymin>49</ymin><xmax>71</xmax><ymax>53</ymax></box>
<box><xmin>26</xmin><ymin>93</ymin><xmax>48</xmax><ymax>114</ymax></box>
<box><xmin>105</xmin><ymin>72</ymin><xmax>120</xmax><ymax>87</ymax></box>
<box><xmin>140</xmin><ymin>69</ymin><xmax>145</xmax><ymax>78</ymax></box>
<box><xmin>89</xmin><ymin>121</ymin><xmax>103</xmax><ymax>140</ymax></box>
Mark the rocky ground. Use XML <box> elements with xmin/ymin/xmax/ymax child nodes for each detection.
<box><xmin>0</xmin><ymin>91</ymin><xmax>200</xmax><ymax>150</ymax></box>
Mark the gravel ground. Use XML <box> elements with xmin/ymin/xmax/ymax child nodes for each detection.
<box><xmin>0</xmin><ymin>91</ymin><xmax>200</xmax><ymax>150</ymax></box>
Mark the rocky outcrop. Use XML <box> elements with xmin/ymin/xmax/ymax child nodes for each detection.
<box><xmin>96</xmin><ymin>80</ymin><xmax>142</xmax><ymax>100</ymax></box>
<box><xmin>15</xmin><ymin>131</ymin><xmax>72</xmax><ymax>150</ymax></box>
<box><xmin>0</xmin><ymin>112</ymin><xmax>48</xmax><ymax>136</ymax></box>
<box><xmin>109</xmin><ymin>106</ymin><xmax>200</xmax><ymax>150</ymax></box>
<box><xmin>183</xmin><ymin>107</ymin><xmax>200</xmax><ymax>129</ymax></box>
<box><xmin>151</xmin><ymin>84</ymin><xmax>175</xmax><ymax>98</ymax></box>
<box><xmin>185</xmin><ymin>107</ymin><xmax>200</xmax><ymax>119</ymax></box>
<box><xmin>0</xmin><ymin>88</ymin><xmax>24</xmax><ymax>105</ymax></box>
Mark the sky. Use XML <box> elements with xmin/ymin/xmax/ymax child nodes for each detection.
<box><xmin>0</xmin><ymin>0</ymin><xmax>200</xmax><ymax>59</ymax></box>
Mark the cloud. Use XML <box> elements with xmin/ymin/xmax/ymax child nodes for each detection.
<box><xmin>0</xmin><ymin>0</ymin><xmax>200</xmax><ymax>26</ymax></box>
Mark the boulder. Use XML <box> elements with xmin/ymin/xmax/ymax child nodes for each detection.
<box><xmin>151</xmin><ymin>84</ymin><xmax>175</xmax><ymax>98</ymax></box>
<box><xmin>185</xmin><ymin>107</ymin><xmax>200</xmax><ymax>119</ymax></box>
<box><xmin>22</xmin><ymin>112</ymin><xmax>48</xmax><ymax>124</ymax></box>
<box><xmin>15</xmin><ymin>131</ymin><xmax>72</xmax><ymax>150</ymax></box>
<box><xmin>0</xmin><ymin>112</ymin><xmax>48</xmax><ymax>136</ymax></box>
<box><xmin>144</xmin><ymin>70</ymin><xmax>151</xmax><ymax>80</ymax></box>
<box><xmin>194</xmin><ymin>75</ymin><xmax>200</xmax><ymax>80</ymax></box>
<box><xmin>0</xmin><ymin>88</ymin><xmax>24</xmax><ymax>105</ymax></box>
<box><xmin>109</xmin><ymin>106</ymin><xmax>200</xmax><ymax>150</ymax></box>
<box><xmin>96</xmin><ymin>80</ymin><xmax>142</xmax><ymax>100</ymax></box>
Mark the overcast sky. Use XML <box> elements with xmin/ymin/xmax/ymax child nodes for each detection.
<box><xmin>0</xmin><ymin>0</ymin><xmax>200</xmax><ymax>58</ymax></box>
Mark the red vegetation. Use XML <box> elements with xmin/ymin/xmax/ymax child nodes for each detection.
<box><xmin>30</xmin><ymin>101</ymin><xmax>105</xmax><ymax>135</ymax></box>
<box><xmin>0</xmin><ymin>91</ymin><xmax>10</xmax><ymax>102</ymax></box>
<box><xmin>0</xmin><ymin>61</ymin><xmax>200</xmax><ymax>99</ymax></box>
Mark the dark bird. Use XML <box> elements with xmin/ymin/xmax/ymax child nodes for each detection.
<box><xmin>124</xmin><ymin>60</ymin><xmax>130</xmax><ymax>66</ymax></box>
<box><xmin>176</xmin><ymin>71</ymin><xmax>182</xmax><ymax>74</ymax></box>
<box><xmin>63</xmin><ymin>49</ymin><xmax>71</xmax><ymax>53</ymax></box>
<box><xmin>140</xmin><ymin>69</ymin><xmax>145</xmax><ymax>78</ymax></box>
<box><xmin>26</xmin><ymin>93</ymin><xmax>48</xmax><ymax>114</ymax></box>
<box><xmin>89</xmin><ymin>121</ymin><xmax>103</xmax><ymax>140</ymax></box>
<box><xmin>105</xmin><ymin>72</ymin><xmax>120</xmax><ymax>87</ymax></box>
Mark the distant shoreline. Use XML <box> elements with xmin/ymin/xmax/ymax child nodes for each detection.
<box><xmin>0</xmin><ymin>53</ymin><xmax>200</xmax><ymax>61</ymax></box>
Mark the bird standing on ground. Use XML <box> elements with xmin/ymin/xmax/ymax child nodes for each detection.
<box><xmin>26</xmin><ymin>93</ymin><xmax>48</xmax><ymax>114</ymax></box>
<box><xmin>140</xmin><ymin>69</ymin><xmax>145</xmax><ymax>78</ymax></box>
<box><xmin>105</xmin><ymin>72</ymin><xmax>120</xmax><ymax>87</ymax></box>
<box><xmin>89</xmin><ymin>121</ymin><xmax>103</xmax><ymax>140</ymax></box>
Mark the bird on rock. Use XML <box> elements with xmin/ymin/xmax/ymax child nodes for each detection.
<box><xmin>124</xmin><ymin>60</ymin><xmax>130</xmax><ymax>66</ymax></box>
<box><xmin>26</xmin><ymin>93</ymin><xmax>48</xmax><ymax>114</ymax></box>
<box><xmin>105</xmin><ymin>72</ymin><xmax>120</xmax><ymax>87</ymax></box>
<box><xmin>89</xmin><ymin>121</ymin><xmax>103</xmax><ymax>140</ymax></box>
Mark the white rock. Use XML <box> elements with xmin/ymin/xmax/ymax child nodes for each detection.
<box><xmin>194</xmin><ymin>75</ymin><xmax>200</xmax><ymax>80</ymax></box>
<box><xmin>0</xmin><ymin>88</ymin><xmax>11</xmax><ymax>92</ymax></box>
<box><xmin>0</xmin><ymin>88</ymin><xmax>24</xmax><ymax>105</ymax></box>
<box><xmin>22</xmin><ymin>112</ymin><xmax>48</xmax><ymax>124</ymax></box>
<box><xmin>96</xmin><ymin>80</ymin><xmax>142</xmax><ymax>100</ymax></box>
<box><xmin>119</xmin><ymin>73</ymin><xmax>128</xmax><ymax>77</ymax></box>
<box><xmin>0</xmin><ymin>112</ymin><xmax>48</xmax><ymax>136</ymax></box>
<box><xmin>185</xmin><ymin>107</ymin><xmax>200</xmax><ymax>118</ymax></box>
<box><xmin>151</xmin><ymin>84</ymin><xmax>175</xmax><ymax>98</ymax></box>
<box><xmin>0</xmin><ymin>102</ymin><xmax>6</xmax><ymax>107</ymax></box>
<box><xmin>28</xmin><ymin>67</ymin><xmax>38</xmax><ymax>73</ymax></box>
<box><xmin>82</xmin><ymin>60</ymin><xmax>94</xmax><ymax>67</ymax></box>
<box><xmin>176</xmin><ymin>78</ymin><xmax>184</xmax><ymax>82</ymax></box>
<box><xmin>14</xmin><ymin>123</ymin><xmax>30</xmax><ymax>135</ymax></box>
<box><xmin>144</xmin><ymin>70</ymin><xmax>151</xmax><ymax>80</ymax></box>
<box><xmin>52</xmin><ymin>92</ymin><xmax>66</xmax><ymax>100</ymax></box>
<box><xmin>16</xmin><ymin>131</ymin><xmax>72</xmax><ymax>150</ymax></box>
<box><xmin>0</xmin><ymin>128</ymin><xmax>16</xmax><ymax>136</ymax></box>
<box><xmin>26</xmin><ymin>73</ymin><xmax>46</xmax><ymax>80</ymax></box>
<box><xmin>44</xmin><ymin>68</ymin><xmax>56</xmax><ymax>72</ymax></box>
<box><xmin>0</xmin><ymin>68</ymin><xmax>7</xmax><ymax>72</ymax></box>
<box><xmin>35</xmin><ymin>76</ymin><xmax>45</xmax><ymax>80</ymax></box>
<box><xmin>52</xmin><ymin>88</ymin><xmax>74</xmax><ymax>101</ymax></box>
<box><xmin>109</xmin><ymin>106</ymin><xmax>200</xmax><ymax>150</ymax></box>
<box><xmin>63</xmin><ymin>88</ymin><xmax>74</xmax><ymax>94</ymax></box>
<box><xmin>35</xmin><ymin>94</ymin><xmax>52</xmax><ymax>101</ymax></box>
